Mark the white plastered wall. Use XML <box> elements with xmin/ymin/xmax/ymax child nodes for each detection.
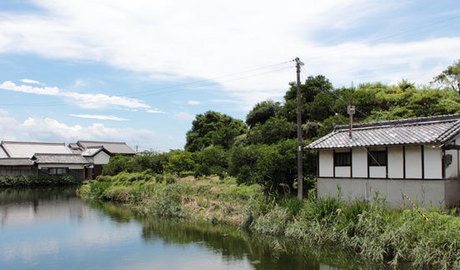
<box><xmin>319</xmin><ymin>150</ymin><xmax>333</xmax><ymax>177</ymax></box>
<box><xmin>405</xmin><ymin>145</ymin><xmax>422</xmax><ymax>179</ymax></box>
<box><xmin>93</xmin><ymin>151</ymin><xmax>110</xmax><ymax>165</ymax></box>
<box><xmin>388</xmin><ymin>146</ymin><xmax>403</xmax><ymax>178</ymax></box>
<box><xmin>423</xmin><ymin>145</ymin><xmax>442</xmax><ymax>179</ymax></box>
<box><xmin>352</xmin><ymin>148</ymin><xmax>367</xmax><ymax>178</ymax></box>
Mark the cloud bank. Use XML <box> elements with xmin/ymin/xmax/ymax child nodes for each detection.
<box><xmin>0</xmin><ymin>1</ymin><xmax>457</xmax><ymax>108</ymax></box>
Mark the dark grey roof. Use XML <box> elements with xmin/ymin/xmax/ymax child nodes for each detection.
<box><xmin>77</xmin><ymin>141</ymin><xmax>136</xmax><ymax>155</ymax></box>
<box><xmin>0</xmin><ymin>158</ymin><xmax>34</xmax><ymax>166</ymax></box>
<box><xmin>32</xmin><ymin>153</ymin><xmax>89</xmax><ymax>164</ymax></box>
<box><xmin>307</xmin><ymin>114</ymin><xmax>460</xmax><ymax>149</ymax></box>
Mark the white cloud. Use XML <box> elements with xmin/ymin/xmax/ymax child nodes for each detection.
<box><xmin>0</xmin><ymin>1</ymin><xmax>457</xmax><ymax>108</ymax></box>
<box><xmin>69</xmin><ymin>114</ymin><xmax>128</xmax><ymax>121</ymax></box>
<box><xmin>0</xmin><ymin>80</ymin><xmax>161</xmax><ymax>112</ymax></box>
<box><xmin>20</xmin><ymin>78</ymin><xmax>41</xmax><ymax>85</ymax></box>
<box><xmin>187</xmin><ymin>100</ymin><xmax>201</xmax><ymax>106</ymax></box>
<box><xmin>174</xmin><ymin>112</ymin><xmax>195</xmax><ymax>122</ymax></box>
<box><xmin>0</xmin><ymin>111</ymin><xmax>168</xmax><ymax>150</ymax></box>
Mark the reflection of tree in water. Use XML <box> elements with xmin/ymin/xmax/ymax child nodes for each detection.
<box><xmin>0</xmin><ymin>187</ymin><xmax>76</xmax><ymax>205</ymax></box>
<box><xmin>139</xmin><ymin>219</ymin><xmax>385</xmax><ymax>270</ymax></box>
<box><xmin>92</xmin><ymin>202</ymin><xmax>390</xmax><ymax>270</ymax></box>
<box><xmin>0</xmin><ymin>187</ymin><xmax>85</xmax><ymax>225</ymax></box>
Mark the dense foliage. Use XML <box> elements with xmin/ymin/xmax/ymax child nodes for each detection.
<box><xmin>185</xmin><ymin>111</ymin><xmax>247</xmax><ymax>152</ymax></box>
<box><xmin>0</xmin><ymin>174</ymin><xmax>78</xmax><ymax>187</ymax></box>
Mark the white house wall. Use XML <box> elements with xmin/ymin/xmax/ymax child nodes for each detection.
<box><xmin>93</xmin><ymin>151</ymin><xmax>110</xmax><ymax>165</ymax></box>
<box><xmin>369</xmin><ymin>166</ymin><xmax>386</xmax><ymax>178</ymax></box>
<box><xmin>38</xmin><ymin>164</ymin><xmax>85</xmax><ymax>169</ymax></box>
<box><xmin>388</xmin><ymin>147</ymin><xmax>404</xmax><ymax>178</ymax></box>
<box><xmin>352</xmin><ymin>148</ymin><xmax>367</xmax><ymax>178</ymax></box>
<box><xmin>423</xmin><ymin>145</ymin><xmax>442</xmax><ymax>179</ymax></box>
<box><xmin>319</xmin><ymin>150</ymin><xmax>333</xmax><ymax>177</ymax></box>
<box><xmin>445</xmin><ymin>149</ymin><xmax>459</xmax><ymax>179</ymax></box>
<box><xmin>335</xmin><ymin>167</ymin><xmax>351</xmax><ymax>177</ymax></box>
<box><xmin>318</xmin><ymin>177</ymin><xmax>458</xmax><ymax>208</ymax></box>
<box><xmin>405</xmin><ymin>146</ymin><xmax>422</xmax><ymax>179</ymax></box>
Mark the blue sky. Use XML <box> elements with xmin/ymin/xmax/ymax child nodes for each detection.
<box><xmin>0</xmin><ymin>0</ymin><xmax>458</xmax><ymax>151</ymax></box>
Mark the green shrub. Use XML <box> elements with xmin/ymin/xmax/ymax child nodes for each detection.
<box><xmin>0</xmin><ymin>174</ymin><xmax>79</xmax><ymax>187</ymax></box>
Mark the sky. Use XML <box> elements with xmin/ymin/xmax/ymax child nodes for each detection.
<box><xmin>0</xmin><ymin>0</ymin><xmax>458</xmax><ymax>151</ymax></box>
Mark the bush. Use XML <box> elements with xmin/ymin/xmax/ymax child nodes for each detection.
<box><xmin>165</xmin><ymin>150</ymin><xmax>195</xmax><ymax>176</ymax></box>
<box><xmin>0</xmin><ymin>174</ymin><xmax>79</xmax><ymax>187</ymax></box>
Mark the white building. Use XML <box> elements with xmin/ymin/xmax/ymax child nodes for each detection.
<box><xmin>306</xmin><ymin>115</ymin><xmax>460</xmax><ymax>208</ymax></box>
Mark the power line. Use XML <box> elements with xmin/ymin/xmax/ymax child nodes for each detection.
<box><xmin>0</xmin><ymin>62</ymin><xmax>293</xmax><ymax>107</ymax></box>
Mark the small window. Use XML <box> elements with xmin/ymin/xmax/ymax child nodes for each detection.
<box><xmin>47</xmin><ymin>168</ymin><xmax>68</xmax><ymax>175</ymax></box>
<box><xmin>368</xmin><ymin>150</ymin><xmax>387</xmax><ymax>166</ymax></box>
<box><xmin>334</xmin><ymin>152</ymin><xmax>351</xmax><ymax>166</ymax></box>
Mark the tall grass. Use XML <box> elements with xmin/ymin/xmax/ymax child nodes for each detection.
<box><xmin>79</xmin><ymin>172</ymin><xmax>460</xmax><ymax>269</ymax></box>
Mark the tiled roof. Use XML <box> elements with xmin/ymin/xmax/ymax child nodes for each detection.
<box><xmin>77</xmin><ymin>141</ymin><xmax>136</xmax><ymax>155</ymax></box>
<box><xmin>0</xmin><ymin>158</ymin><xmax>35</xmax><ymax>166</ymax></box>
<box><xmin>1</xmin><ymin>141</ymin><xmax>73</xmax><ymax>158</ymax></box>
<box><xmin>32</xmin><ymin>153</ymin><xmax>89</xmax><ymax>164</ymax></box>
<box><xmin>81</xmin><ymin>147</ymin><xmax>105</xmax><ymax>157</ymax></box>
<box><xmin>307</xmin><ymin>114</ymin><xmax>460</xmax><ymax>149</ymax></box>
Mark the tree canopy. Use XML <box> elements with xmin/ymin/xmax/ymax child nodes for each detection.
<box><xmin>434</xmin><ymin>60</ymin><xmax>460</xmax><ymax>92</ymax></box>
<box><xmin>185</xmin><ymin>111</ymin><xmax>247</xmax><ymax>152</ymax></box>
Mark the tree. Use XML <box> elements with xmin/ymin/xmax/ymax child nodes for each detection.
<box><xmin>280</xmin><ymin>75</ymin><xmax>334</xmax><ymax>122</ymax></box>
<box><xmin>246</xmin><ymin>100</ymin><xmax>281</xmax><ymax>128</ymax></box>
<box><xmin>433</xmin><ymin>60</ymin><xmax>460</xmax><ymax>93</ymax></box>
<box><xmin>166</xmin><ymin>150</ymin><xmax>195</xmax><ymax>176</ymax></box>
<box><xmin>246</xmin><ymin>116</ymin><xmax>295</xmax><ymax>145</ymax></box>
<box><xmin>193</xmin><ymin>146</ymin><xmax>228</xmax><ymax>178</ymax></box>
<box><xmin>185</xmin><ymin>111</ymin><xmax>247</xmax><ymax>152</ymax></box>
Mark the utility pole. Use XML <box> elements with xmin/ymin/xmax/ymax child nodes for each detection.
<box><xmin>295</xmin><ymin>57</ymin><xmax>304</xmax><ymax>200</ymax></box>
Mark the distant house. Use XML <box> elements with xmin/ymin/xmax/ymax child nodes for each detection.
<box><xmin>306</xmin><ymin>115</ymin><xmax>460</xmax><ymax>208</ymax></box>
<box><xmin>74</xmin><ymin>141</ymin><xmax>136</xmax><ymax>156</ymax></box>
<box><xmin>0</xmin><ymin>140</ymin><xmax>136</xmax><ymax>181</ymax></box>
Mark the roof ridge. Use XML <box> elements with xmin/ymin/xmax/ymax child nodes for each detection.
<box><xmin>33</xmin><ymin>153</ymin><xmax>82</xmax><ymax>156</ymax></box>
<box><xmin>334</xmin><ymin>114</ymin><xmax>460</xmax><ymax>131</ymax></box>
<box><xmin>1</xmin><ymin>140</ymin><xmax>66</xmax><ymax>145</ymax></box>
<box><xmin>78</xmin><ymin>140</ymin><xmax>127</xmax><ymax>144</ymax></box>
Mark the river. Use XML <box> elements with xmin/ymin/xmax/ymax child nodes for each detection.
<box><xmin>0</xmin><ymin>187</ymin><xmax>386</xmax><ymax>270</ymax></box>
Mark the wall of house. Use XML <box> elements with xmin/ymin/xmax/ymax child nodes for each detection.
<box><xmin>37</xmin><ymin>164</ymin><xmax>86</xmax><ymax>169</ymax></box>
<box><xmin>93</xmin><ymin>151</ymin><xmax>110</xmax><ymax>165</ymax></box>
<box><xmin>319</xmin><ymin>150</ymin><xmax>333</xmax><ymax>177</ymax></box>
<box><xmin>405</xmin><ymin>145</ymin><xmax>422</xmax><ymax>179</ymax></box>
<box><xmin>352</xmin><ymin>148</ymin><xmax>367</xmax><ymax>178</ymax></box>
<box><xmin>424</xmin><ymin>146</ymin><xmax>442</xmax><ymax>179</ymax></box>
<box><xmin>318</xmin><ymin>145</ymin><xmax>444</xmax><ymax>180</ymax></box>
<box><xmin>388</xmin><ymin>146</ymin><xmax>404</xmax><ymax>178</ymax></box>
<box><xmin>0</xmin><ymin>166</ymin><xmax>36</xmax><ymax>176</ymax></box>
<box><xmin>317</xmin><ymin>177</ymin><xmax>458</xmax><ymax>208</ymax></box>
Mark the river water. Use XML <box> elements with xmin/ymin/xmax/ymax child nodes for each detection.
<box><xmin>0</xmin><ymin>187</ymin><xmax>385</xmax><ymax>270</ymax></box>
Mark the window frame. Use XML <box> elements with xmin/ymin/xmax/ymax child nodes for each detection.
<box><xmin>334</xmin><ymin>151</ymin><xmax>352</xmax><ymax>167</ymax></box>
<box><xmin>368</xmin><ymin>149</ymin><xmax>388</xmax><ymax>167</ymax></box>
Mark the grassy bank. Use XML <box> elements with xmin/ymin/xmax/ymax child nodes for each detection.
<box><xmin>78</xmin><ymin>172</ymin><xmax>460</xmax><ymax>269</ymax></box>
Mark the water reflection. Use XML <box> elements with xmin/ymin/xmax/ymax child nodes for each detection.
<box><xmin>0</xmin><ymin>188</ymin><xmax>388</xmax><ymax>270</ymax></box>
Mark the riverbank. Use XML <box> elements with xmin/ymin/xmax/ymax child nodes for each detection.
<box><xmin>78</xmin><ymin>172</ymin><xmax>460</xmax><ymax>269</ymax></box>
